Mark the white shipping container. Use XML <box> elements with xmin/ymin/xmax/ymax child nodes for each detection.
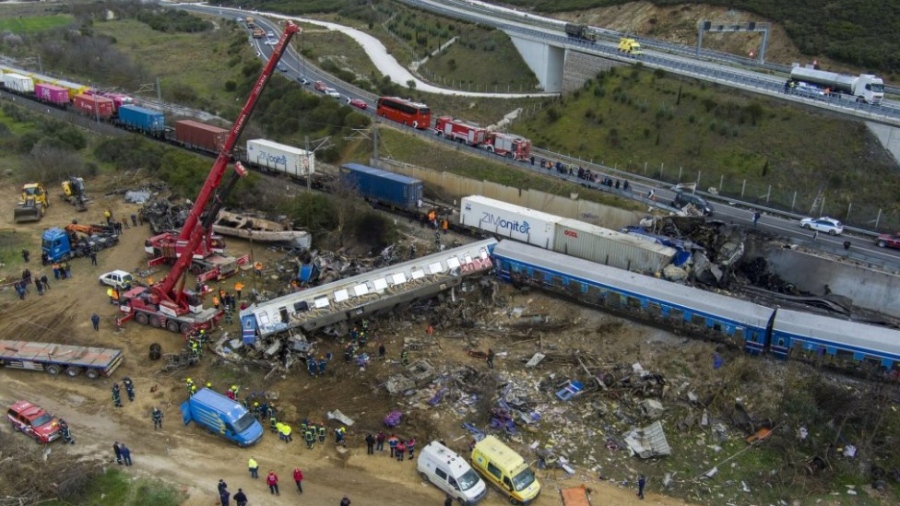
<box><xmin>246</xmin><ymin>139</ymin><xmax>315</xmax><ymax>177</ymax></box>
<box><xmin>3</xmin><ymin>73</ymin><xmax>34</xmax><ymax>94</ymax></box>
<box><xmin>553</xmin><ymin>218</ymin><xmax>676</xmax><ymax>274</ymax></box>
<box><xmin>459</xmin><ymin>195</ymin><xmax>561</xmax><ymax>249</ymax></box>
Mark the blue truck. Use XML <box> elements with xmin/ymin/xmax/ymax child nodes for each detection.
<box><xmin>41</xmin><ymin>225</ymin><xmax>119</xmax><ymax>263</ymax></box>
<box><xmin>116</xmin><ymin>105</ymin><xmax>166</xmax><ymax>136</ymax></box>
<box><xmin>340</xmin><ymin>163</ymin><xmax>424</xmax><ymax>209</ymax></box>
<box><xmin>180</xmin><ymin>388</ymin><xmax>263</xmax><ymax>447</ymax></box>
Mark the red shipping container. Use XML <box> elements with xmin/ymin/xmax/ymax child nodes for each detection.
<box><xmin>174</xmin><ymin>120</ymin><xmax>228</xmax><ymax>153</ymax></box>
<box><xmin>34</xmin><ymin>83</ymin><xmax>70</xmax><ymax>106</ymax></box>
<box><xmin>72</xmin><ymin>94</ymin><xmax>114</xmax><ymax>119</ymax></box>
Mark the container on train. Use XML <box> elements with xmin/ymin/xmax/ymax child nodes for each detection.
<box><xmin>176</xmin><ymin>120</ymin><xmax>228</xmax><ymax>153</ymax></box>
<box><xmin>117</xmin><ymin>105</ymin><xmax>166</xmax><ymax>134</ymax></box>
<box><xmin>246</xmin><ymin>139</ymin><xmax>315</xmax><ymax>177</ymax></box>
<box><xmin>2</xmin><ymin>73</ymin><xmax>34</xmax><ymax>94</ymax></box>
<box><xmin>34</xmin><ymin>83</ymin><xmax>69</xmax><ymax>106</ymax></box>
<box><xmin>339</xmin><ymin>163</ymin><xmax>423</xmax><ymax>209</ymax></box>
<box><xmin>459</xmin><ymin>195</ymin><xmax>561</xmax><ymax>250</ymax></box>
<box><xmin>72</xmin><ymin>94</ymin><xmax>114</xmax><ymax>119</ymax></box>
<box><xmin>553</xmin><ymin>218</ymin><xmax>676</xmax><ymax>274</ymax></box>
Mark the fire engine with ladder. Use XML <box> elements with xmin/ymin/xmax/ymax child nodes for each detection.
<box><xmin>433</xmin><ymin>116</ymin><xmax>531</xmax><ymax>161</ymax></box>
<box><xmin>117</xmin><ymin>22</ymin><xmax>301</xmax><ymax>334</ymax></box>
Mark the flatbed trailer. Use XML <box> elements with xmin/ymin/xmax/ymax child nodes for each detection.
<box><xmin>0</xmin><ymin>340</ymin><xmax>124</xmax><ymax>379</ymax></box>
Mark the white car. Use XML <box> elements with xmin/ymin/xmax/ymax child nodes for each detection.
<box><xmin>267</xmin><ymin>31</ymin><xmax>275</xmax><ymax>38</ymax></box>
<box><xmin>98</xmin><ymin>270</ymin><xmax>134</xmax><ymax>290</ymax></box>
<box><xmin>800</xmin><ymin>216</ymin><xmax>844</xmax><ymax>235</ymax></box>
<box><xmin>325</xmin><ymin>88</ymin><xmax>341</xmax><ymax>98</ymax></box>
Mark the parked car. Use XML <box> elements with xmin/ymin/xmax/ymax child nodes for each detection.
<box><xmin>348</xmin><ymin>98</ymin><xmax>368</xmax><ymax>110</ymax></box>
<box><xmin>875</xmin><ymin>232</ymin><xmax>900</xmax><ymax>249</ymax></box>
<box><xmin>325</xmin><ymin>88</ymin><xmax>341</xmax><ymax>98</ymax></box>
<box><xmin>800</xmin><ymin>216</ymin><xmax>844</xmax><ymax>235</ymax></box>
<box><xmin>99</xmin><ymin>270</ymin><xmax>134</xmax><ymax>290</ymax></box>
<box><xmin>673</xmin><ymin>191</ymin><xmax>714</xmax><ymax>216</ymax></box>
<box><xmin>7</xmin><ymin>400</ymin><xmax>61</xmax><ymax>444</ymax></box>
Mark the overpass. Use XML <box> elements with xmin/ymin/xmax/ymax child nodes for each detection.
<box><xmin>506</xmin><ymin>31</ymin><xmax>626</xmax><ymax>93</ymax></box>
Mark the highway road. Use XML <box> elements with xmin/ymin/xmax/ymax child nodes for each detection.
<box><xmin>177</xmin><ymin>4</ymin><xmax>900</xmax><ymax>270</ymax></box>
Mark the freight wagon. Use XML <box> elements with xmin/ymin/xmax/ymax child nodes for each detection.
<box><xmin>246</xmin><ymin>139</ymin><xmax>315</xmax><ymax>177</ymax></box>
<box><xmin>72</xmin><ymin>94</ymin><xmax>114</xmax><ymax>119</ymax></box>
<box><xmin>34</xmin><ymin>83</ymin><xmax>70</xmax><ymax>106</ymax></box>
<box><xmin>459</xmin><ymin>195</ymin><xmax>562</xmax><ymax>249</ymax></box>
<box><xmin>176</xmin><ymin>120</ymin><xmax>228</xmax><ymax>153</ymax></box>
<box><xmin>0</xmin><ymin>340</ymin><xmax>124</xmax><ymax>379</ymax></box>
<box><xmin>116</xmin><ymin>105</ymin><xmax>166</xmax><ymax>136</ymax></box>
<box><xmin>340</xmin><ymin>163</ymin><xmax>423</xmax><ymax>210</ymax></box>
<box><xmin>2</xmin><ymin>73</ymin><xmax>34</xmax><ymax>94</ymax></box>
<box><xmin>460</xmin><ymin>196</ymin><xmax>676</xmax><ymax>274</ymax></box>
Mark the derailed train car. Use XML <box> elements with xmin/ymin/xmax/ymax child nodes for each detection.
<box><xmin>491</xmin><ymin>240</ymin><xmax>900</xmax><ymax>379</ymax></box>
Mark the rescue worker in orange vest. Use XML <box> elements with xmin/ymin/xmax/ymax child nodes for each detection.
<box><xmin>235</xmin><ymin>281</ymin><xmax>244</xmax><ymax>300</ymax></box>
<box><xmin>213</xmin><ymin>295</ymin><xmax>220</xmax><ymax>310</ymax></box>
<box><xmin>254</xmin><ymin>262</ymin><xmax>263</xmax><ymax>276</ymax></box>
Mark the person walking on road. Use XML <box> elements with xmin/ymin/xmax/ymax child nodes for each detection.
<box><xmin>90</xmin><ymin>250</ymin><xmax>97</xmax><ymax>266</ymax></box>
<box><xmin>218</xmin><ymin>479</ymin><xmax>228</xmax><ymax>496</ymax></box>
<box><xmin>113</xmin><ymin>442</ymin><xmax>123</xmax><ymax>465</ymax></box>
<box><xmin>487</xmin><ymin>348</ymin><xmax>495</xmax><ymax>369</ymax></box>
<box><xmin>365</xmin><ymin>433</ymin><xmax>375</xmax><ymax>454</ymax></box>
<box><xmin>123</xmin><ymin>377</ymin><xmax>135</xmax><ymax>402</ymax></box>
<box><xmin>376</xmin><ymin>431</ymin><xmax>386</xmax><ymax>452</ymax></box>
<box><xmin>752</xmin><ymin>211</ymin><xmax>761</xmax><ymax>227</ymax></box>
<box><xmin>234</xmin><ymin>489</ymin><xmax>248</xmax><ymax>506</ymax></box>
<box><xmin>248</xmin><ymin>457</ymin><xmax>259</xmax><ymax>479</ymax></box>
<box><xmin>292</xmin><ymin>467</ymin><xmax>304</xmax><ymax>493</ymax></box>
<box><xmin>91</xmin><ymin>313</ymin><xmax>100</xmax><ymax>331</ymax></box>
<box><xmin>111</xmin><ymin>384</ymin><xmax>122</xmax><ymax>407</ymax></box>
<box><xmin>637</xmin><ymin>474</ymin><xmax>646</xmax><ymax>500</ymax></box>
<box><xmin>266</xmin><ymin>470</ymin><xmax>280</xmax><ymax>495</ymax></box>
<box><xmin>219</xmin><ymin>490</ymin><xmax>230</xmax><ymax>506</ymax></box>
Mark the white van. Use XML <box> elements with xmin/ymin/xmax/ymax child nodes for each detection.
<box><xmin>417</xmin><ymin>441</ymin><xmax>487</xmax><ymax>504</ymax></box>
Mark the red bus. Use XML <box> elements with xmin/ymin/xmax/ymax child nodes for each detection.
<box><xmin>376</xmin><ymin>96</ymin><xmax>431</xmax><ymax>130</ymax></box>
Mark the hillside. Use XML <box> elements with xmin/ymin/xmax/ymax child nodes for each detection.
<box><xmin>491</xmin><ymin>0</ymin><xmax>900</xmax><ymax>77</ymax></box>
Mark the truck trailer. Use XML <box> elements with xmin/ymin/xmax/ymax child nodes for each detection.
<box><xmin>788</xmin><ymin>66</ymin><xmax>884</xmax><ymax>105</ymax></box>
<box><xmin>246</xmin><ymin>139</ymin><xmax>315</xmax><ymax>177</ymax></box>
<box><xmin>0</xmin><ymin>340</ymin><xmax>124</xmax><ymax>379</ymax></box>
<box><xmin>564</xmin><ymin>24</ymin><xmax>596</xmax><ymax>42</ymax></box>
<box><xmin>340</xmin><ymin>163</ymin><xmax>424</xmax><ymax>209</ymax></box>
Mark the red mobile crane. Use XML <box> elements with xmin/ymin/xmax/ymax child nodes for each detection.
<box><xmin>117</xmin><ymin>22</ymin><xmax>301</xmax><ymax>334</ymax></box>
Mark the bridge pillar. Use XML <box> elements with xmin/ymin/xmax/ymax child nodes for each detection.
<box><xmin>508</xmin><ymin>33</ymin><xmax>565</xmax><ymax>93</ymax></box>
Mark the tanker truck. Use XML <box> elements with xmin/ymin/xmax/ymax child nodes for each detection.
<box><xmin>788</xmin><ymin>65</ymin><xmax>884</xmax><ymax>105</ymax></box>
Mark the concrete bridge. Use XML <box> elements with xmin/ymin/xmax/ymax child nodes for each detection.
<box><xmin>507</xmin><ymin>31</ymin><xmax>625</xmax><ymax>93</ymax></box>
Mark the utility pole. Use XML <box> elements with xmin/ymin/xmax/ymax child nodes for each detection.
<box><xmin>305</xmin><ymin>135</ymin><xmax>311</xmax><ymax>191</ymax></box>
<box><xmin>156</xmin><ymin>77</ymin><xmax>162</xmax><ymax>104</ymax></box>
<box><xmin>373</xmin><ymin>125</ymin><xmax>379</xmax><ymax>163</ymax></box>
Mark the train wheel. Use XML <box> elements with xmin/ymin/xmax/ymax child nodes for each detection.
<box><xmin>65</xmin><ymin>366</ymin><xmax>82</xmax><ymax>377</ymax></box>
<box><xmin>85</xmin><ymin>368</ymin><xmax>100</xmax><ymax>379</ymax></box>
<box><xmin>135</xmin><ymin>312</ymin><xmax>149</xmax><ymax>325</ymax></box>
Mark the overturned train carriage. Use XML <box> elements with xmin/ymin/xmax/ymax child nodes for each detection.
<box><xmin>240</xmin><ymin>239</ymin><xmax>498</xmax><ymax>343</ymax></box>
<box><xmin>491</xmin><ymin>240</ymin><xmax>900</xmax><ymax>378</ymax></box>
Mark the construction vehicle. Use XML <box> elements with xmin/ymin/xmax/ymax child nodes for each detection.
<box><xmin>0</xmin><ymin>339</ymin><xmax>124</xmax><ymax>379</ymax></box>
<box><xmin>117</xmin><ymin>21</ymin><xmax>300</xmax><ymax>335</ymax></box>
<box><xmin>617</xmin><ymin>37</ymin><xmax>642</xmax><ymax>56</ymax></box>
<box><xmin>433</xmin><ymin>116</ymin><xmax>487</xmax><ymax>146</ymax></box>
<box><xmin>484</xmin><ymin>131</ymin><xmax>532</xmax><ymax>161</ymax></box>
<box><xmin>564</xmin><ymin>23</ymin><xmax>596</xmax><ymax>42</ymax></box>
<box><xmin>252</xmin><ymin>27</ymin><xmax>264</xmax><ymax>39</ymax></box>
<box><xmin>14</xmin><ymin>183</ymin><xmax>49</xmax><ymax>223</ymax></box>
<box><xmin>60</xmin><ymin>176</ymin><xmax>89</xmax><ymax>211</ymax></box>
<box><xmin>41</xmin><ymin>223</ymin><xmax>119</xmax><ymax>263</ymax></box>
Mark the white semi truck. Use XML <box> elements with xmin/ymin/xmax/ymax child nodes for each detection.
<box><xmin>788</xmin><ymin>65</ymin><xmax>884</xmax><ymax>105</ymax></box>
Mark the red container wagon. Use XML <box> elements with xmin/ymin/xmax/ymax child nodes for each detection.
<box><xmin>34</xmin><ymin>83</ymin><xmax>70</xmax><ymax>107</ymax></box>
<box><xmin>174</xmin><ymin>120</ymin><xmax>228</xmax><ymax>153</ymax></box>
<box><xmin>72</xmin><ymin>94</ymin><xmax>114</xmax><ymax>119</ymax></box>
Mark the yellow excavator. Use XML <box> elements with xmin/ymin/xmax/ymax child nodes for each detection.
<box><xmin>60</xmin><ymin>176</ymin><xmax>89</xmax><ymax>212</ymax></box>
<box><xmin>14</xmin><ymin>183</ymin><xmax>49</xmax><ymax>223</ymax></box>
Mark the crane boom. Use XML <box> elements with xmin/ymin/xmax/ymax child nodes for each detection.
<box><xmin>158</xmin><ymin>21</ymin><xmax>300</xmax><ymax>298</ymax></box>
<box><xmin>176</xmin><ymin>21</ymin><xmax>300</xmax><ymax>244</ymax></box>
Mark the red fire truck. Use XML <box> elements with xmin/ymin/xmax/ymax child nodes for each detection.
<box><xmin>485</xmin><ymin>131</ymin><xmax>532</xmax><ymax>161</ymax></box>
<box><xmin>433</xmin><ymin>116</ymin><xmax>487</xmax><ymax>146</ymax></box>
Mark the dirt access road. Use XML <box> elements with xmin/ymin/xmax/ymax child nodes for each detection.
<box><xmin>0</xmin><ymin>184</ymin><xmax>696</xmax><ymax>506</ymax></box>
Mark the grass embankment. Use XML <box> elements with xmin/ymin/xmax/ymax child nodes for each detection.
<box><xmin>0</xmin><ymin>14</ymin><xmax>72</xmax><ymax>34</ymax></box>
<box><xmin>515</xmin><ymin>67</ymin><xmax>900</xmax><ymax>229</ymax></box>
<box><xmin>42</xmin><ymin>469</ymin><xmax>186</xmax><ymax>506</ymax></box>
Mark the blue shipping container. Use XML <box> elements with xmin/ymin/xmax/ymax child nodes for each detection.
<box><xmin>340</xmin><ymin>163</ymin><xmax>423</xmax><ymax>209</ymax></box>
<box><xmin>117</xmin><ymin>105</ymin><xmax>165</xmax><ymax>134</ymax></box>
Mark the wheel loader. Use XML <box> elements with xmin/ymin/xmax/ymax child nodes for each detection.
<box><xmin>60</xmin><ymin>176</ymin><xmax>89</xmax><ymax>211</ymax></box>
<box><xmin>14</xmin><ymin>183</ymin><xmax>49</xmax><ymax>223</ymax></box>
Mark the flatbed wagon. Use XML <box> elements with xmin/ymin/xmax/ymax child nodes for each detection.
<box><xmin>0</xmin><ymin>340</ymin><xmax>124</xmax><ymax>379</ymax></box>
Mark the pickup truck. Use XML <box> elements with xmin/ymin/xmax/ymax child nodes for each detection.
<box><xmin>875</xmin><ymin>232</ymin><xmax>900</xmax><ymax>249</ymax></box>
<box><xmin>7</xmin><ymin>400</ymin><xmax>61</xmax><ymax>444</ymax></box>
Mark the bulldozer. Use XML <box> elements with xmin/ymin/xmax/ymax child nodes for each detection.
<box><xmin>60</xmin><ymin>176</ymin><xmax>89</xmax><ymax>211</ymax></box>
<box><xmin>14</xmin><ymin>183</ymin><xmax>49</xmax><ymax>223</ymax></box>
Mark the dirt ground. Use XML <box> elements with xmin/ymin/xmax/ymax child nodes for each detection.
<box><xmin>0</xmin><ymin>180</ymin><xmax>705</xmax><ymax>506</ymax></box>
